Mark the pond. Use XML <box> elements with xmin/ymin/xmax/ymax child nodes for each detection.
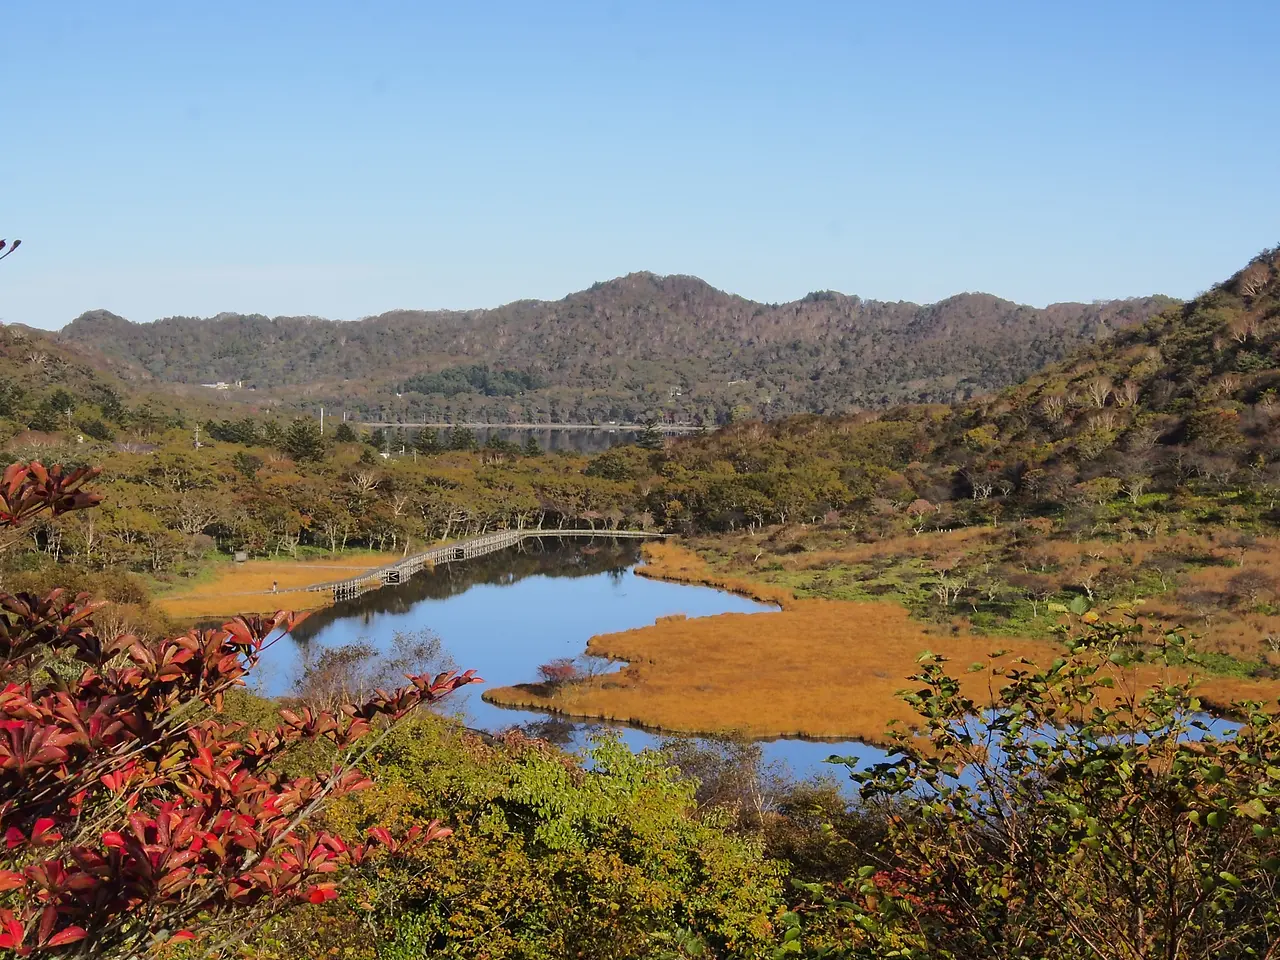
<box><xmin>380</xmin><ymin>425</ymin><xmax>699</xmax><ymax>455</ymax></box>
<box><xmin>260</xmin><ymin>537</ymin><xmax>886</xmax><ymax>784</ymax></box>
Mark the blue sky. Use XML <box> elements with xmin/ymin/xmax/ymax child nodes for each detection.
<box><xmin>2</xmin><ymin>1</ymin><xmax>1277</xmax><ymax>329</ymax></box>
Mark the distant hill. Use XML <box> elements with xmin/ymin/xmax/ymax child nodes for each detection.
<box><xmin>60</xmin><ymin>273</ymin><xmax>1174</xmax><ymax>424</ymax></box>
<box><xmin>658</xmin><ymin>246</ymin><xmax>1280</xmax><ymax>515</ymax></box>
<box><xmin>0</xmin><ymin>322</ymin><xmax>271</xmax><ymax>450</ymax></box>
<box><xmin>917</xmin><ymin>244</ymin><xmax>1280</xmax><ymax>498</ymax></box>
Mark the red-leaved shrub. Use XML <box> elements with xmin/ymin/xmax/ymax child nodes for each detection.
<box><xmin>0</xmin><ymin>463</ymin><xmax>478</xmax><ymax>955</ymax></box>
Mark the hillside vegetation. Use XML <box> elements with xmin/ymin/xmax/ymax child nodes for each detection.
<box><xmin>0</xmin><ymin>322</ymin><xmax>266</xmax><ymax>450</ymax></box>
<box><xmin>60</xmin><ymin>272</ymin><xmax>1171</xmax><ymax>424</ymax></box>
<box><xmin>638</xmin><ymin>247</ymin><xmax>1280</xmax><ymax>671</ymax></box>
<box><xmin>6</xmin><ymin>249</ymin><xmax>1280</xmax><ymax>958</ymax></box>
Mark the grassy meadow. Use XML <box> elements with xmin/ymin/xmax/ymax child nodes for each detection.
<box><xmin>485</xmin><ymin>541</ymin><xmax>1280</xmax><ymax>742</ymax></box>
<box><xmin>153</xmin><ymin>550</ymin><xmax>399</xmax><ymax>619</ymax></box>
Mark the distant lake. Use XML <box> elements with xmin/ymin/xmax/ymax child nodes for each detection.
<box><xmin>261</xmin><ymin>537</ymin><xmax>884</xmax><ymax>785</ymax></box>
<box><xmin>368</xmin><ymin>425</ymin><xmax>704</xmax><ymax>455</ymax></box>
<box><xmin>472</xmin><ymin>426</ymin><xmax>645</xmax><ymax>454</ymax></box>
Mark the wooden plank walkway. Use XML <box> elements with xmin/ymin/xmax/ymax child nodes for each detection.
<box><xmin>304</xmin><ymin>529</ymin><xmax>666</xmax><ymax>603</ymax></box>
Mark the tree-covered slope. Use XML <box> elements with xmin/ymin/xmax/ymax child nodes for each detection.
<box><xmin>658</xmin><ymin>245</ymin><xmax>1280</xmax><ymax>514</ymax></box>
<box><xmin>60</xmin><ymin>273</ymin><xmax>1172</xmax><ymax>424</ymax></box>
<box><xmin>925</xmin><ymin>244</ymin><xmax>1280</xmax><ymax>499</ymax></box>
<box><xmin>0</xmin><ymin>322</ymin><xmax>277</xmax><ymax>447</ymax></box>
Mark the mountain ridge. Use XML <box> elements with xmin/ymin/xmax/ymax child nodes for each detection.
<box><xmin>60</xmin><ymin>272</ymin><xmax>1176</xmax><ymax>424</ymax></box>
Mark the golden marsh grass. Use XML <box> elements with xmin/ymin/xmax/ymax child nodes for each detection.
<box><xmin>486</xmin><ymin>543</ymin><xmax>1280</xmax><ymax>743</ymax></box>
<box><xmin>155</xmin><ymin>553</ymin><xmax>398</xmax><ymax>620</ymax></box>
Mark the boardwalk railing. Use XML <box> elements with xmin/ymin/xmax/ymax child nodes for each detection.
<box><xmin>306</xmin><ymin>529</ymin><xmax>666</xmax><ymax>603</ymax></box>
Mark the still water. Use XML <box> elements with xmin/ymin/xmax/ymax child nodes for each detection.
<box><xmin>391</xmin><ymin>426</ymin><xmax>696</xmax><ymax>455</ymax></box>
<box><xmin>470</xmin><ymin>426</ymin><xmax>645</xmax><ymax>455</ymax></box>
<box><xmin>261</xmin><ymin>538</ymin><xmax>886</xmax><ymax>784</ymax></box>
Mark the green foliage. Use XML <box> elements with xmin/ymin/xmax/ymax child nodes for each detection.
<box><xmin>276</xmin><ymin>721</ymin><xmax>784</xmax><ymax>959</ymax></box>
<box><xmin>283</xmin><ymin>417</ymin><xmax>326</xmax><ymax>461</ymax></box>
<box><xmin>639</xmin><ymin>420</ymin><xmax>666</xmax><ymax>450</ymax></box>
<box><xmin>231</xmin><ymin>450</ymin><xmax>262</xmax><ymax>480</ymax></box>
<box><xmin>404</xmin><ymin>364</ymin><xmax>544</xmax><ymax>398</ymax></box>
<box><xmin>484</xmin><ymin>434</ymin><xmax>522</xmax><ymax>456</ymax></box>
<box><xmin>205</xmin><ymin>417</ymin><xmax>260</xmax><ymax>445</ymax></box>
<box><xmin>78</xmin><ymin>416</ymin><xmax>114</xmax><ymax>441</ymax></box>
<box><xmin>414</xmin><ymin>427</ymin><xmax>441</xmax><ymax>454</ymax></box>
<box><xmin>796</xmin><ymin>618</ymin><xmax>1280</xmax><ymax>959</ymax></box>
<box><xmin>333</xmin><ymin>421</ymin><xmax>358</xmax><ymax>443</ymax></box>
<box><xmin>585</xmin><ymin>448</ymin><xmax>638</xmax><ymax>481</ymax></box>
<box><xmin>446</xmin><ymin>426</ymin><xmax>477</xmax><ymax>451</ymax></box>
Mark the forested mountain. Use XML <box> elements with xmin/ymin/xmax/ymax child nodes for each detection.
<box><xmin>60</xmin><ymin>273</ymin><xmax>1172</xmax><ymax>424</ymax></box>
<box><xmin>658</xmin><ymin>245</ymin><xmax>1280</xmax><ymax>518</ymax></box>
<box><xmin>920</xmin><ymin>243</ymin><xmax>1280</xmax><ymax>500</ymax></box>
<box><xmin>0</xmin><ymin>322</ymin><xmax>265</xmax><ymax>448</ymax></box>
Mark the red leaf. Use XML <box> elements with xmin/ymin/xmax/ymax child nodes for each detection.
<box><xmin>306</xmin><ymin>884</ymin><xmax>338</xmax><ymax>904</ymax></box>
<box><xmin>169</xmin><ymin>931</ymin><xmax>195</xmax><ymax>942</ymax></box>
<box><xmin>0</xmin><ymin>921</ymin><xmax>20</xmax><ymax>949</ymax></box>
<box><xmin>31</xmin><ymin>818</ymin><xmax>61</xmax><ymax>845</ymax></box>
<box><xmin>0</xmin><ymin>871</ymin><xmax>24</xmax><ymax>892</ymax></box>
<box><xmin>101</xmin><ymin>831</ymin><xmax>125</xmax><ymax>849</ymax></box>
<box><xmin>38</xmin><ymin>905</ymin><xmax>56</xmax><ymax>947</ymax></box>
<box><xmin>47</xmin><ymin>926</ymin><xmax>87</xmax><ymax>947</ymax></box>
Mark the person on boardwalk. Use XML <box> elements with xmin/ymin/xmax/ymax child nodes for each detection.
<box><xmin>272</xmin><ymin>580</ymin><xmax>278</xmax><ymax>594</ymax></box>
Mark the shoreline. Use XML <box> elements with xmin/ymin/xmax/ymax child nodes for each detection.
<box><xmin>484</xmin><ymin>542</ymin><xmax>1280</xmax><ymax>743</ymax></box>
<box><xmin>153</xmin><ymin>551</ymin><xmax>402</xmax><ymax>621</ymax></box>
<box><xmin>480</xmin><ymin>689</ymin><xmax>892</xmax><ymax>748</ymax></box>
<box><xmin>358</xmin><ymin>421</ymin><xmax>703</xmax><ymax>433</ymax></box>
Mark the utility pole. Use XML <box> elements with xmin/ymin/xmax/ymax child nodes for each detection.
<box><xmin>320</xmin><ymin>406</ymin><xmax>325</xmax><ymax>434</ymax></box>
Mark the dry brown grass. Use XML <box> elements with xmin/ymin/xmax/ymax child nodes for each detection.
<box><xmin>155</xmin><ymin>553</ymin><xmax>398</xmax><ymax>620</ymax></box>
<box><xmin>702</xmin><ymin>526</ymin><xmax>1280</xmax><ymax>664</ymax></box>
<box><xmin>486</xmin><ymin>543</ymin><xmax>1280</xmax><ymax>743</ymax></box>
<box><xmin>784</xmin><ymin>527</ymin><xmax>994</xmax><ymax>571</ymax></box>
<box><xmin>634</xmin><ymin>540</ymin><xmax>796</xmax><ymax>608</ymax></box>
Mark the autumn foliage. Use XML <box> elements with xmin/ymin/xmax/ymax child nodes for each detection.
<box><xmin>0</xmin><ymin>462</ymin><xmax>477</xmax><ymax>956</ymax></box>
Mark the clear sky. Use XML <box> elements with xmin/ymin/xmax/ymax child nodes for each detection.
<box><xmin>2</xmin><ymin>1</ymin><xmax>1277</xmax><ymax>329</ymax></box>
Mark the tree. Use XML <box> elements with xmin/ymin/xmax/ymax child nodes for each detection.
<box><xmin>522</xmin><ymin>434</ymin><xmax>542</xmax><ymax>457</ymax></box>
<box><xmin>905</xmin><ymin>498</ymin><xmax>934</xmax><ymax>535</ymax></box>
<box><xmin>1226</xmin><ymin>569</ymin><xmax>1276</xmax><ymax>608</ymax></box>
<box><xmin>283</xmin><ymin>418</ymin><xmax>326</xmax><ymax>462</ymax></box>
<box><xmin>1007</xmin><ymin>570</ymin><xmax>1057</xmax><ymax>618</ymax></box>
<box><xmin>1084</xmin><ymin>376</ymin><xmax>1112</xmax><ymax>408</ymax></box>
<box><xmin>0</xmin><ymin>462</ymin><xmax>478</xmax><ymax>956</ymax></box>
<box><xmin>333</xmin><ymin>422</ymin><xmax>358</xmax><ymax>443</ymax></box>
<box><xmin>232</xmin><ymin>451</ymin><xmax>263</xmax><ymax>481</ymax></box>
<box><xmin>447</xmin><ymin>427</ymin><xmax>477</xmax><ymax>452</ymax></box>
<box><xmin>535</xmin><ymin>657</ymin><xmax>581</xmax><ymax>688</ymax></box>
<box><xmin>414</xmin><ymin>428</ymin><xmax>440</xmax><ymax>455</ymax></box>
<box><xmin>483</xmin><ymin>434</ymin><xmax>521</xmax><ymax>456</ymax></box>
<box><xmin>297</xmin><ymin>728</ymin><xmax>784</xmax><ymax>960</ymax></box>
<box><xmin>793</xmin><ymin>618</ymin><xmax>1280</xmax><ymax>959</ymax></box>
<box><xmin>637</xmin><ymin>420</ymin><xmax>665</xmax><ymax>451</ymax></box>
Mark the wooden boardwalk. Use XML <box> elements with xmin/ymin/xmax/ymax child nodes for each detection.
<box><xmin>306</xmin><ymin>529</ymin><xmax>665</xmax><ymax>603</ymax></box>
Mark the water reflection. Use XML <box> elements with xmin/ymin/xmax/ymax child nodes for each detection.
<box><xmin>290</xmin><ymin>536</ymin><xmax>642</xmax><ymax>638</ymax></box>
<box><xmin>472</xmin><ymin>426</ymin><xmax>645</xmax><ymax>455</ymax></box>
<box><xmin>386</xmin><ymin>426</ymin><xmax>661</xmax><ymax>455</ymax></box>
<box><xmin>261</xmin><ymin>536</ymin><xmax>886</xmax><ymax>784</ymax></box>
